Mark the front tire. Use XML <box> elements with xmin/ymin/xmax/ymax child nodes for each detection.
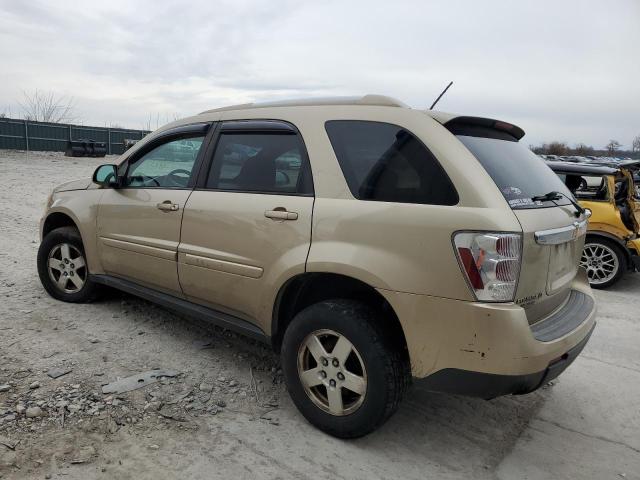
<box><xmin>581</xmin><ymin>236</ymin><xmax>627</xmax><ymax>289</ymax></box>
<box><xmin>281</xmin><ymin>299</ymin><xmax>409</xmax><ymax>438</ymax></box>
<box><xmin>37</xmin><ymin>226</ymin><xmax>97</xmax><ymax>302</ymax></box>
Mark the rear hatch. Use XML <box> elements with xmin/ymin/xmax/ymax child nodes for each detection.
<box><xmin>445</xmin><ymin>117</ymin><xmax>588</xmax><ymax>324</ymax></box>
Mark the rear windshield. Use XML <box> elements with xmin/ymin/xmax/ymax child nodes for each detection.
<box><xmin>457</xmin><ymin>135</ymin><xmax>573</xmax><ymax>209</ymax></box>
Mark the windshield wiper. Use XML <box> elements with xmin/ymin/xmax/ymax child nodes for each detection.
<box><xmin>531</xmin><ymin>191</ymin><xmax>585</xmax><ymax>218</ymax></box>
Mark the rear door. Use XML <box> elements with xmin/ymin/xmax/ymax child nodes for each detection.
<box><xmin>96</xmin><ymin>124</ymin><xmax>210</xmax><ymax>293</ymax></box>
<box><xmin>178</xmin><ymin>120</ymin><xmax>314</xmax><ymax>329</ymax></box>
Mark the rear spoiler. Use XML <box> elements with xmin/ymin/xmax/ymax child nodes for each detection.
<box><xmin>443</xmin><ymin>116</ymin><xmax>525</xmax><ymax>142</ymax></box>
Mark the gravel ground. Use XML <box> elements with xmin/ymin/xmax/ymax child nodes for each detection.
<box><xmin>0</xmin><ymin>149</ymin><xmax>639</xmax><ymax>480</ymax></box>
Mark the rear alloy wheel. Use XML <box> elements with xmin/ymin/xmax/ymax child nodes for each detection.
<box><xmin>281</xmin><ymin>299</ymin><xmax>409</xmax><ymax>438</ymax></box>
<box><xmin>297</xmin><ymin>329</ymin><xmax>367</xmax><ymax>416</ymax></box>
<box><xmin>37</xmin><ymin>226</ymin><xmax>98</xmax><ymax>302</ymax></box>
<box><xmin>580</xmin><ymin>237</ymin><xmax>626</xmax><ymax>289</ymax></box>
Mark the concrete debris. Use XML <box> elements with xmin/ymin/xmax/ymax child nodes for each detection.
<box><xmin>25</xmin><ymin>406</ymin><xmax>44</xmax><ymax>418</ymax></box>
<box><xmin>47</xmin><ymin>367</ymin><xmax>72</xmax><ymax>379</ymax></box>
<box><xmin>101</xmin><ymin>370</ymin><xmax>178</xmax><ymax>395</ymax></box>
<box><xmin>0</xmin><ymin>437</ymin><xmax>19</xmax><ymax>450</ymax></box>
<box><xmin>0</xmin><ymin>384</ymin><xmax>10</xmax><ymax>392</ymax></box>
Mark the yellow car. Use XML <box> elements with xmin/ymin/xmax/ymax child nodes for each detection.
<box><xmin>549</xmin><ymin>160</ymin><xmax>640</xmax><ymax>288</ymax></box>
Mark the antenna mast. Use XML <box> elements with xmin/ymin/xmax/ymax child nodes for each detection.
<box><xmin>429</xmin><ymin>81</ymin><xmax>453</xmax><ymax>110</ymax></box>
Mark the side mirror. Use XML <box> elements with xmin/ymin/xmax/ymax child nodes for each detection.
<box><xmin>92</xmin><ymin>164</ymin><xmax>119</xmax><ymax>187</ymax></box>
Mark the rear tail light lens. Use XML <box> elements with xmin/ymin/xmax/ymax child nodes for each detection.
<box><xmin>453</xmin><ymin>232</ymin><xmax>522</xmax><ymax>302</ymax></box>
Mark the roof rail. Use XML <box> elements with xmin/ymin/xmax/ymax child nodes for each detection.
<box><xmin>200</xmin><ymin>94</ymin><xmax>409</xmax><ymax>114</ymax></box>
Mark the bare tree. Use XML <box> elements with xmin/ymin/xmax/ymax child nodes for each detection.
<box><xmin>573</xmin><ymin>143</ymin><xmax>594</xmax><ymax>156</ymax></box>
<box><xmin>20</xmin><ymin>90</ymin><xmax>76</xmax><ymax>123</ymax></box>
<box><xmin>545</xmin><ymin>141</ymin><xmax>568</xmax><ymax>156</ymax></box>
<box><xmin>143</xmin><ymin>112</ymin><xmax>182</xmax><ymax>131</ymax></box>
<box><xmin>632</xmin><ymin>135</ymin><xmax>640</xmax><ymax>153</ymax></box>
<box><xmin>606</xmin><ymin>139</ymin><xmax>621</xmax><ymax>155</ymax></box>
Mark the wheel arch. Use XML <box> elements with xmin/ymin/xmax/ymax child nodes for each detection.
<box><xmin>42</xmin><ymin>211</ymin><xmax>81</xmax><ymax>239</ymax></box>
<box><xmin>271</xmin><ymin>272</ymin><xmax>409</xmax><ymax>359</ymax></box>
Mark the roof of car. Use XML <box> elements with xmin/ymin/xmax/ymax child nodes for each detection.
<box><xmin>200</xmin><ymin>95</ymin><xmax>411</xmax><ymax>113</ymax></box>
<box><xmin>586</xmin><ymin>159</ymin><xmax>640</xmax><ymax>170</ymax></box>
<box><xmin>546</xmin><ymin>161</ymin><xmax>619</xmax><ymax>175</ymax></box>
<box><xmin>198</xmin><ymin>94</ymin><xmax>527</xmax><ymax>140</ymax></box>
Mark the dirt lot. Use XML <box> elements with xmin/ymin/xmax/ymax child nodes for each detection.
<box><xmin>0</xmin><ymin>149</ymin><xmax>639</xmax><ymax>480</ymax></box>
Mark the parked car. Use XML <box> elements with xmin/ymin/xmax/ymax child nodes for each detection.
<box><xmin>38</xmin><ymin>95</ymin><xmax>596</xmax><ymax>438</ymax></box>
<box><xmin>547</xmin><ymin>160</ymin><xmax>640</xmax><ymax>288</ymax></box>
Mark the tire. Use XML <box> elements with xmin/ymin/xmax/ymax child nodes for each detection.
<box><xmin>581</xmin><ymin>236</ymin><xmax>627</xmax><ymax>289</ymax></box>
<box><xmin>37</xmin><ymin>226</ymin><xmax>98</xmax><ymax>302</ymax></box>
<box><xmin>281</xmin><ymin>299</ymin><xmax>410</xmax><ymax>438</ymax></box>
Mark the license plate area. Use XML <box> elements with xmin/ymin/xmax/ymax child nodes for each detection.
<box><xmin>546</xmin><ymin>240</ymin><xmax>579</xmax><ymax>294</ymax></box>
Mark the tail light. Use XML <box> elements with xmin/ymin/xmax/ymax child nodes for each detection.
<box><xmin>453</xmin><ymin>232</ymin><xmax>522</xmax><ymax>302</ymax></box>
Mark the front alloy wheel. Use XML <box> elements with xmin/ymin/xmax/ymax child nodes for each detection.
<box><xmin>37</xmin><ymin>226</ymin><xmax>98</xmax><ymax>302</ymax></box>
<box><xmin>47</xmin><ymin>243</ymin><xmax>87</xmax><ymax>293</ymax></box>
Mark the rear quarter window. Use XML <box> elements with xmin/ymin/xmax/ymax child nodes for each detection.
<box><xmin>325</xmin><ymin>120</ymin><xmax>458</xmax><ymax>205</ymax></box>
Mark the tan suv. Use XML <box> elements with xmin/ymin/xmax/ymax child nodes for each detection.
<box><xmin>38</xmin><ymin>95</ymin><xmax>596</xmax><ymax>438</ymax></box>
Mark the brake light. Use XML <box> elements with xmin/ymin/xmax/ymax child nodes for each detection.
<box><xmin>453</xmin><ymin>232</ymin><xmax>522</xmax><ymax>302</ymax></box>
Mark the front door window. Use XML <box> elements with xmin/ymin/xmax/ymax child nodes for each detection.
<box><xmin>126</xmin><ymin>136</ymin><xmax>205</xmax><ymax>188</ymax></box>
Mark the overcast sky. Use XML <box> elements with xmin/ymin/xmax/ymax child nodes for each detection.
<box><xmin>1</xmin><ymin>0</ymin><xmax>638</xmax><ymax>148</ymax></box>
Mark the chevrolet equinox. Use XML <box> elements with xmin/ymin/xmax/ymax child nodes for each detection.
<box><xmin>38</xmin><ymin>95</ymin><xmax>596</xmax><ymax>438</ymax></box>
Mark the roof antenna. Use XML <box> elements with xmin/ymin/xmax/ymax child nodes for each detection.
<box><xmin>429</xmin><ymin>81</ymin><xmax>453</xmax><ymax>110</ymax></box>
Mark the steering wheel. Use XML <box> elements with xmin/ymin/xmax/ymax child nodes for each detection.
<box><xmin>129</xmin><ymin>175</ymin><xmax>160</xmax><ymax>187</ymax></box>
<box><xmin>166</xmin><ymin>168</ymin><xmax>192</xmax><ymax>187</ymax></box>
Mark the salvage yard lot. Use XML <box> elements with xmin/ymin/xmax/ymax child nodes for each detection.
<box><xmin>1</xmin><ymin>149</ymin><xmax>639</xmax><ymax>480</ymax></box>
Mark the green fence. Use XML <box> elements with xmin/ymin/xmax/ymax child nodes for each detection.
<box><xmin>0</xmin><ymin>117</ymin><xmax>150</xmax><ymax>155</ymax></box>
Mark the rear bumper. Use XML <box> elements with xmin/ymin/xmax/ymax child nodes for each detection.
<box><xmin>378</xmin><ymin>270</ymin><xmax>597</xmax><ymax>396</ymax></box>
<box><xmin>416</xmin><ymin>322</ymin><xmax>594</xmax><ymax>399</ymax></box>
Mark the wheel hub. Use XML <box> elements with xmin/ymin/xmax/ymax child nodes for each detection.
<box><xmin>47</xmin><ymin>243</ymin><xmax>87</xmax><ymax>294</ymax></box>
<box><xmin>297</xmin><ymin>329</ymin><xmax>367</xmax><ymax>416</ymax></box>
<box><xmin>580</xmin><ymin>242</ymin><xmax>619</xmax><ymax>285</ymax></box>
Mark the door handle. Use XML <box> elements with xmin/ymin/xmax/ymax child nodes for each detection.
<box><xmin>265</xmin><ymin>209</ymin><xmax>298</xmax><ymax>221</ymax></box>
<box><xmin>157</xmin><ymin>201</ymin><xmax>179</xmax><ymax>212</ymax></box>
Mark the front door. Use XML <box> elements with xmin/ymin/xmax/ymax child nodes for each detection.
<box><xmin>178</xmin><ymin>121</ymin><xmax>314</xmax><ymax>330</ymax></box>
<box><xmin>96</xmin><ymin>125</ymin><xmax>209</xmax><ymax>293</ymax></box>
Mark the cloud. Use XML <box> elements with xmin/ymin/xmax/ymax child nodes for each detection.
<box><xmin>0</xmin><ymin>0</ymin><xmax>638</xmax><ymax>147</ymax></box>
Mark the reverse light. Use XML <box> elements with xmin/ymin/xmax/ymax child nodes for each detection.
<box><xmin>453</xmin><ymin>232</ymin><xmax>522</xmax><ymax>302</ymax></box>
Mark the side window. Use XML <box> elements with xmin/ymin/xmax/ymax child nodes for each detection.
<box><xmin>126</xmin><ymin>136</ymin><xmax>205</xmax><ymax>188</ymax></box>
<box><xmin>325</xmin><ymin>120</ymin><xmax>458</xmax><ymax>205</ymax></box>
<box><xmin>206</xmin><ymin>132</ymin><xmax>307</xmax><ymax>194</ymax></box>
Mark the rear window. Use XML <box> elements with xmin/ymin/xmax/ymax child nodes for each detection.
<box><xmin>457</xmin><ymin>135</ymin><xmax>573</xmax><ymax>209</ymax></box>
<box><xmin>325</xmin><ymin>120</ymin><xmax>458</xmax><ymax>205</ymax></box>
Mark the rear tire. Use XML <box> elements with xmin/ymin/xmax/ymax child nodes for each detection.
<box><xmin>581</xmin><ymin>236</ymin><xmax>627</xmax><ymax>289</ymax></box>
<box><xmin>37</xmin><ymin>226</ymin><xmax>98</xmax><ymax>302</ymax></box>
<box><xmin>281</xmin><ymin>299</ymin><xmax>409</xmax><ymax>438</ymax></box>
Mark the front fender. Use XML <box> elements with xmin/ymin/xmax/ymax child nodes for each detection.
<box><xmin>42</xmin><ymin>189</ymin><xmax>105</xmax><ymax>274</ymax></box>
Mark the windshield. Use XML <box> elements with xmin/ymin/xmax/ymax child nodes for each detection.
<box><xmin>457</xmin><ymin>135</ymin><xmax>573</xmax><ymax>209</ymax></box>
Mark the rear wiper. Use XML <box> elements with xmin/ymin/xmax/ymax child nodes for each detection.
<box><xmin>531</xmin><ymin>191</ymin><xmax>585</xmax><ymax>218</ymax></box>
